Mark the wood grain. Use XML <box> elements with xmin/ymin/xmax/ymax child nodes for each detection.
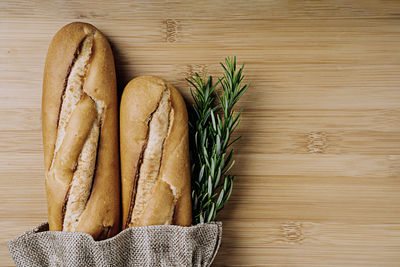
<box><xmin>1</xmin><ymin>1</ymin><xmax>400</xmax><ymax>266</ymax></box>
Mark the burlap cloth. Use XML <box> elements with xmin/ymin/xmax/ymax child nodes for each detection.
<box><xmin>8</xmin><ymin>222</ymin><xmax>222</xmax><ymax>267</ymax></box>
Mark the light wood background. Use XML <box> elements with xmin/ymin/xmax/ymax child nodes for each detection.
<box><xmin>1</xmin><ymin>1</ymin><xmax>400</xmax><ymax>266</ymax></box>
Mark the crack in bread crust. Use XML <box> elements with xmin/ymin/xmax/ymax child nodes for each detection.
<box><xmin>54</xmin><ymin>38</ymin><xmax>85</xmax><ymax>143</ymax></box>
<box><xmin>161</xmin><ymin>108</ymin><xmax>178</xmax><ymax>225</ymax></box>
<box><xmin>125</xmin><ymin>137</ymin><xmax>147</xmax><ymax>229</ymax></box>
<box><xmin>63</xmin><ymin>103</ymin><xmax>102</xmax><ymax>231</ymax></box>
<box><xmin>80</xmin><ymin>107</ymin><xmax>103</xmax><ymax>214</ymax></box>
<box><xmin>53</xmin><ymin>36</ymin><xmax>93</xmax><ymax>157</ymax></box>
<box><xmin>125</xmin><ymin>90</ymin><xmax>165</xmax><ymax>228</ymax></box>
<box><xmin>129</xmin><ymin>88</ymin><xmax>173</xmax><ymax>227</ymax></box>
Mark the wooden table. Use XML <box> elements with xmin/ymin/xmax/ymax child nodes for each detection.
<box><xmin>1</xmin><ymin>1</ymin><xmax>400</xmax><ymax>266</ymax></box>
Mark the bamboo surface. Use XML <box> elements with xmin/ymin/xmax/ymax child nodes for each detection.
<box><xmin>1</xmin><ymin>1</ymin><xmax>400</xmax><ymax>266</ymax></box>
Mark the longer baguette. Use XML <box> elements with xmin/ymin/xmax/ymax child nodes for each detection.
<box><xmin>42</xmin><ymin>22</ymin><xmax>120</xmax><ymax>240</ymax></box>
<box><xmin>120</xmin><ymin>76</ymin><xmax>192</xmax><ymax>229</ymax></box>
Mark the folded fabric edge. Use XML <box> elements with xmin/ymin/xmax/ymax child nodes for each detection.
<box><xmin>8</xmin><ymin>221</ymin><xmax>222</xmax><ymax>245</ymax></box>
<box><xmin>206</xmin><ymin>221</ymin><xmax>223</xmax><ymax>267</ymax></box>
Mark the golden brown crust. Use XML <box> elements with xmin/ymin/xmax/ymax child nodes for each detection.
<box><xmin>120</xmin><ymin>76</ymin><xmax>192</xmax><ymax>229</ymax></box>
<box><xmin>42</xmin><ymin>22</ymin><xmax>120</xmax><ymax>240</ymax></box>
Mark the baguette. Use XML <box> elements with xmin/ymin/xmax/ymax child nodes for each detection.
<box><xmin>120</xmin><ymin>76</ymin><xmax>192</xmax><ymax>229</ymax></box>
<box><xmin>42</xmin><ymin>22</ymin><xmax>120</xmax><ymax>240</ymax></box>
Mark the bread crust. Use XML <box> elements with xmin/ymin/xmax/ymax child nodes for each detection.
<box><xmin>42</xmin><ymin>22</ymin><xmax>120</xmax><ymax>240</ymax></box>
<box><xmin>120</xmin><ymin>76</ymin><xmax>192</xmax><ymax>229</ymax></box>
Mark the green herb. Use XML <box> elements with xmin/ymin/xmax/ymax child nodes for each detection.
<box><xmin>187</xmin><ymin>57</ymin><xmax>249</xmax><ymax>224</ymax></box>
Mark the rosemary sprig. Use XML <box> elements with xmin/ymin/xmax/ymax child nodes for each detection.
<box><xmin>187</xmin><ymin>57</ymin><xmax>249</xmax><ymax>224</ymax></box>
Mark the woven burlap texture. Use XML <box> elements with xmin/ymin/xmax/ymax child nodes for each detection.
<box><xmin>8</xmin><ymin>222</ymin><xmax>222</xmax><ymax>267</ymax></box>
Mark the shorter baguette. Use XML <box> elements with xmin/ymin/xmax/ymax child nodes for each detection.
<box><xmin>120</xmin><ymin>76</ymin><xmax>192</xmax><ymax>229</ymax></box>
